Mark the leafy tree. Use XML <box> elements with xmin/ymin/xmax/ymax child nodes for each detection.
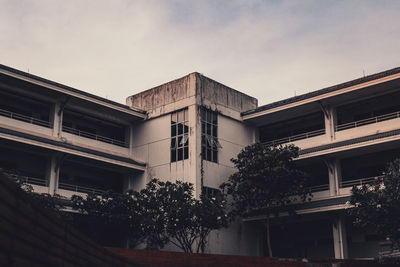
<box><xmin>348</xmin><ymin>158</ymin><xmax>400</xmax><ymax>249</ymax></box>
<box><xmin>221</xmin><ymin>143</ymin><xmax>310</xmax><ymax>257</ymax></box>
<box><xmin>71</xmin><ymin>190</ymin><xmax>147</xmax><ymax>247</ymax></box>
<box><xmin>72</xmin><ymin>178</ymin><xmax>228</xmax><ymax>252</ymax></box>
<box><xmin>140</xmin><ymin>178</ymin><xmax>229</xmax><ymax>253</ymax></box>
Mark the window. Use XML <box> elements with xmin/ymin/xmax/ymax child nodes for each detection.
<box><xmin>171</xmin><ymin>109</ymin><xmax>189</xmax><ymax>162</ymax></box>
<box><xmin>201</xmin><ymin>108</ymin><xmax>221</xmax><ymax>163</ymax></box>
<box><xmin>202</xmin><ymin>186</ymin><xmax>222</xmax><ymax>199</ymax></box>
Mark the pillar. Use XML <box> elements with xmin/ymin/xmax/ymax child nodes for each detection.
<box><xmin>47</xmin><ymin>155</ymin><xmax>61</xmax><ymax>195</ymax></box>
<box><xmin>51</xmin><ymin>102</ymin><xmax>63</xmax><ymax>137</ymax></box>
<box><xmin>327</xmin><ymin>159</ymin><xmax>342</xmax><ymax>196</ymax></box>
<box><xmin>332</xmin><ymin>215</ymin><xmax>348</xmax><ymax>259</ymax></box>
<box><xmin>320</xmin><ymin>103</ymin><xmax>337</xmax><ymax>141</ymax></box>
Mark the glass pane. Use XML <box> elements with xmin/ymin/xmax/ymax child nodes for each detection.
<box><xmin>201</xmin><ymin>146</ymin><xmax>206</xmax><ymax>160</ymax></box>
<box><xmin>212</xmin><ymin>150</ymin><xmax>218</xmax><ymax>163</ymax></box>
<box><xmin>171</xmin><ymin>149</ymin><xmax>176</xmax><ymax>162</ymax></box>
<box><xmin>171</xmin><ymin>137</ymin><xmax>176</xmax><ymax>148</ymax></box>
<box><xmin>207</xmin><ymin>148</ymin><xmax>212</xmax><ymax>161</ymax></box>
<box><xmin>178</xmin><ymin>123</ymin><xmax>183</xmax><ymax>135</ymax></box>
<box><xmin>202</xmin><ymin>122</ymin><xmax>205</xmax><ymax>134</ymax></box>
<box><xmin>212</xmin><ymin>112</ymin><xmax>217</xmax><ymax>124</ymax></box>
<box><xmin>171</xmin><ymin>112</ymin><xmax>177</xmax><ymax>124</ymax></box>
<box><xmin>178</xmin><ymin>148</ymin><xmax>183</xmax><ymax>161</ymax></box>
<box><xmin>184</xmin><ymin>147</ymin><xmax>189</xmax><ymax>159</ymax></box>
<box><xmin>212</xmin><ymin>125</ymin><xmax>217</xmax><ymax>137</ymax></box>
<box><xmin>201</xmin><ymin>135</ymin><xmax>206</xmax><ymax>146</ymax></box>
<box><xmin>201</xmin><ymin>108</ymin><xmax>206</xmax><ymax>121</ymax></box>
<box><xmin>206</xmin><ymin>123</ymin><xmax>211</xmax><ymax>135</ymax></box>
<box><xmin>206</xmin><ymin>110</ymin><xmax>211</xmax><ymax>122</ymax></box>
<box><xmin>171</xmin><ymin>124</ymin><xmax>176</xmax><ymax>137</ymax></box>
<box><xmin>184</xmin><ymin>122</ymin><xmax>189</xmax><ymax>133</ymax></box>
<box><xmin>178</xmin><ymin>135</ymin><xmax>183</xmax><ymax>148</ymax></box>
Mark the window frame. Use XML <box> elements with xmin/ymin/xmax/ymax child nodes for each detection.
<box><xmin>171</xmin><ymin>109</ymin><xmax>189</xmax><ymax>162</ymax></box>
<box><xmin>201</xmin><ymin>108</ymin><xmax>220</xmax><ymax>163</ymax></box>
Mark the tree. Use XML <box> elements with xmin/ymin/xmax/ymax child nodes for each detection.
<box><xmin>348</xmin><ymin>158</ymin><xmax>400</xmax><ymax>249</ymax></box>
<box><xmin>221</xmin><ymin>143</ymin><xmax>310</xmax><ymax>257</ymax></box>
<box><xmin>72</xmin><ymin>178</ymin><xmax>229</xmax><ymax>252</ymax></box>
<box><xmin>139</xmin><ymin>178</ymin><xmax>229</xmax><ymax>253</ymax></box>
<box><xmin>71</xmin><ymin>190</ymin><xmax>147</xmax><ymax>247</ymax></box>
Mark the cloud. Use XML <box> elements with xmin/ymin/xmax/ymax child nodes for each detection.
<box><xmin>0</xmin><ymin>0</ymin><xmax>399</xmax><ymax>106</ymax></box>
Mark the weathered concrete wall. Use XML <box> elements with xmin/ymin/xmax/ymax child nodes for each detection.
<box><xmin>196</xmin><ymin>73</ymin><xmax>257</xmax><ymax>115</ymax></box>
<box><xmin>126</xmin><ymin>72</ymin><xmax>258</xmax><ymax>120</ymax></box>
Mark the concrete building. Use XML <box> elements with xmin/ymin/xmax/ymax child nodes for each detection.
<box><xmin>0</xmin><ymin>63</ymin><xmax>399</xmax><ymax>258</ymax></box>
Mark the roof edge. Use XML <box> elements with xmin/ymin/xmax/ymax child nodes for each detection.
<box><xmin>242</xmin><ymin>66</ymin><xmax>400</xmax><ymax>117</ymax></box>
<box><xmin>0</xmin><ymin>64</ymin><xmax>147</xmax><ymax>115</ymax></box>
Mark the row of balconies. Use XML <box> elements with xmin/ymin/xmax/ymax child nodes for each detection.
<box><xmin>261</xmin><ymin>108</ymin><xmax>400</xmax><ymax>149</ymax></box>
<box><xmin>0</xmin><ymin>99</ymin><xmax>129</xmax><ymax>148</ymax></box>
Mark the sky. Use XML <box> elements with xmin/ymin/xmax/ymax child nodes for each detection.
<box><xmin>1</xmin><ymin>0</ymin><xmax>400</xmax><ymax>106</ymax></box>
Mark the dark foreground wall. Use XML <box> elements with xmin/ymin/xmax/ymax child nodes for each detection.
<box><xmin>107</xmin><ymin>248</ymin><xmax>399</xmax><ymax>267</ymax></box>
<box><xmin>0</xmin><ymin>172</ymin><xmax>140</xmax><ymax>267</ymax></box>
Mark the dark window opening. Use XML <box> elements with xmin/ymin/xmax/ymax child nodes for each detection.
<box><xmin>202</xmin><ymin>186</ymin><xmax>221</xmax><ymax>199</ymax></box>
<box><xmin>336</xmin><ymin>91</ymin><xmax>400</xmax><ymax>131</ymax></box>
<box><xmin>59</xmin><ymin>160</ymin><xmax>123</xmax><ymax>193</ymax></box>
<box><xmin>171</xmin><ymin>109</ymin><xmax>189</xmax><ymax>162</ymax></box>
<box><xmin>201</xmin><ymin>108</ymin><xmax>220</xmax><ymax>163</ymax></box>
<box><xmin>341</xmin><ymin>148</ymin><xmax>400</xmax><ymax>186</ymax></box>
<box><xmin>259</xmin><ymin>112</ymin><xmax>325</xmax><ymax>144</ymax></box>
<box><xmin>62</xmin><ymin>109</ymin><xmax>127</xmax><ymax>147</ymax></box>
<box><xmin>0</xmin><ymin>89</ymin><xmax>52</xmax><ymax>127</ymax></box>
<box><xmin>297</xmin><ymin>162</ymin><xmax>329</xmax><ymax>192</ymax></box>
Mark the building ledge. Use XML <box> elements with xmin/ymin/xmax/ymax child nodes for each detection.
<box><xmin>299</xmin><ymin>128</ymin><xmax>400</xmax><ymax>157</ymax></box>
<box><xmin>0</xmin><ymin>126</ymin><xmax>146</xmax><ymax>170</ymax></box>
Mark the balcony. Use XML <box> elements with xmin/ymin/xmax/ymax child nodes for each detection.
<box><xmin>58</xmin><ymin>181</ymin><xmax>106</xmax><ymax>195</ymax></box>
<box><xmin>263</xmin><ymin>128</ymin><xmax>325</xmax><ymax>147</ymax></box>
<box><xmin>4</xmin><ymin>171</ymin><xmax>47</xmax><ymax>187</ymax></box>
<box><xmin>0</xmin><ymin>108</ymin><xmax>52</xmax><ymax>128</ymax></box>
<box><xmin>62</xmin><ymin>125</ymin><xmax>128</xmax><ymax>147</ymax></box>
<box><xmin>259</xmin><ymin>111</ymin><xmax>325</xmax><ymax>148</ymax></box>
<box><xmin>339</xmin><ymin>176</ymin><xmax>382</xmax><ymax>188</ymax></box>
<box><xmin>336</xmin><ymin>110</ymin><xmax>400</xmax><ymax>132</ymax></box>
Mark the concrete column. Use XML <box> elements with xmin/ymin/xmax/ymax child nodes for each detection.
<box><xmin>128</xmin><ymin>125</ymin><xmax>134</xmax><ymax>156</ymax></box>
<box><xmin>47</xmin><ymin>155</ymin><xmax>61</xmax><ymax>195</ymax></box>
<box><xmin>327</xmin><ymin>159</ymin><xmax>341</xmax><ymax>196</ymax></box>
<box><xmin>332</xmin><ymin>215</ymin><xmax>348</xmax><ymax>259</ymax></box>
<box><xmin>322</xmin><ymin>105</ymin><xmax>337</xmax><ymax>141</ymax></box>
<box><xmin>51</xmin><ymin>102</ymin><xmax>63</xmax><ymax>137</ymax></box>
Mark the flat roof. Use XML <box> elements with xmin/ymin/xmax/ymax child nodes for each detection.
<box><xmin>242</xmin><ymin>66</ymin><xmax>400</xmax><ymax>117</ymax></box>
<box><xmin>0</xmin><ymin>64</ymin><xmax>147</xmax><ymax>118</ymax></box>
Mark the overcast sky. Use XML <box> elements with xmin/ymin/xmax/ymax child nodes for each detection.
<box><xmin>1</xmin><ymin>0</ymin><xmax>399</xmax><ymax>106</ymax></box>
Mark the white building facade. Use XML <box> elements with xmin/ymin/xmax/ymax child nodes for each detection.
<box><xmin>1</xmin><ymin>64</ymin><xmax>399</xmax><ymax>258</ymax></box>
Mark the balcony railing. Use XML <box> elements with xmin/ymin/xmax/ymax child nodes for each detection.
<box><xmin>308</xmin><ymin>183</ymin><xmax>329</xmax><ymax>193</ymax></box>
<box><xmin>306</xmin><ymin>176</ymin><xmax>383</xmax><ymax>192</ymax></box>
<box><xmin>262</xmin><ymin>128</ymin><xmax>325</xmax><ymax>147</ymax></box>
<box><xmin>336</xmin><ymin>111</ymin><xmax>400</xmax><ymax>132</ymax></box>
<box><xmin>0</xmin><ymin>108</ymin><xmax>52</xmax><ymax>128</ymax></box>
<box><xmin>340</xmin><ymin>175</ymin><xmax>383</xmax><ymax>188</ymax></box>
<box><xmin>58</xmin><ymin>182</ymin><xmax>106</xmax><ymax>195</ymax></box>
<box><xmin>4</xmin><ymin>172</ymin><xmax>48</xmax><ymax>187</ymax></box>
<box><xmin>62</xmin><ymin>125</ymin><xmax>128</xmax><ymax>147</ymax></box>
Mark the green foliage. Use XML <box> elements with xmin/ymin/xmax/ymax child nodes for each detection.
<box><xmin>135</xmin><ymin>178</ymin><xmax>229</xmax><ymax>252</ymax></box>
<box><xmin>72</xmin><ymin>178</ymin><xmax>229</xmax><ymax>253</ymax></box>
<box><xmin>348</xmin><ymin>158</ymin><xmax>400</xmax><ymax>248</ymax></box>
<box><xmin>221</xmin><ymin>143</ymin><xmax>310</xmax><ymax>218</ymax></box>
<box><xmin>220</xmin><ymin>143</ymin><xmax>310</xmax><ymax>256</ymax></box>
<box><xmin>71</xmin><ymin>190</ymin><xmax>147</xmax><ymax>247</ymax></box>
